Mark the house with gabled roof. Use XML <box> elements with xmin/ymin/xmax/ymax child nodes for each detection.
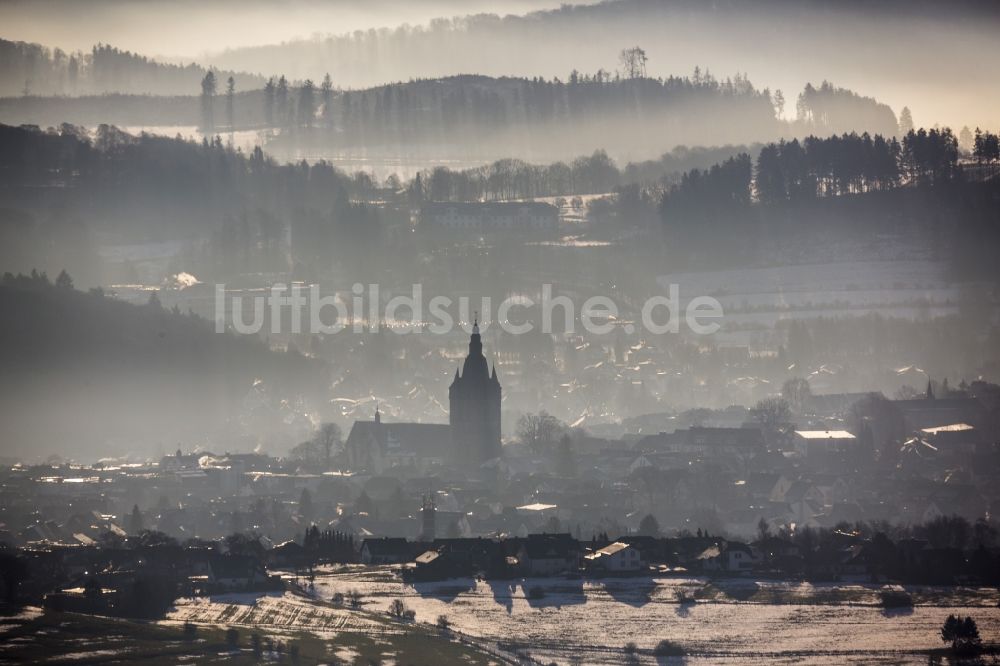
<box><xmin>585</xmin><ymin>541</ymin><xmax>642</xmax><ymax>572</ymax></box>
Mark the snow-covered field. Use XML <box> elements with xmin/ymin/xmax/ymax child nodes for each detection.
<box><xmin>658</xmin><ymin>260</ymin><xmax>973</xmax><ymax>326</ymax></box>
<box><xmin>163</xmin><ymin>591</ymin><xmax>387</xmax><ymax>637</ymax></box>
<box><xmin>309</xmin><ymin>569</ymin><xmax>1000</xmax><ymax>665</ymax></box>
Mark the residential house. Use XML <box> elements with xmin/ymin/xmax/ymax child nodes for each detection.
<box><xmin>360</xmin><ymin>537</ymin><xmax>413</xmax><ymax>565</ymax></box>
<box><xmin>517</xmin><ymin>533</ymin><xmax>580</xmax><ymax>576</ymax></box>
<box><xmin>701</xmin><ymin>541</ymin><xmax>759</xmax><ymax>573</ymax></box>
<box><xmin>585</xmin><ymin>542</ymin><xmax>643</xmax><ymax>573</ymax></box>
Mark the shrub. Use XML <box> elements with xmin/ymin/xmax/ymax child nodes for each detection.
<box><xmin>941</xmin><ymin>615</ymin><xmax>982</xmax><ymax>655</ymax></box>
<box><xmin>879</xmin><ymin>588</ymin><xmax>913</xmax><ymax>608</ymax></box>
<box><xmin>388</xmin><ymin>598</ymin><xmax>405</xmax><ymax>617</ymax></box>
<box><xmin>436</xmin><ymin>614</ymin><xmax>451</xmax><ymax>632</ymax></box>
<box><xmin>654</xmin><ymin>639</ymin><xmax>686</xmax><ymax>656</ymax></box>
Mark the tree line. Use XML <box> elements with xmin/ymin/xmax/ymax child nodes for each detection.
<box><xmin>0</xmin><ymin>39</ymin><xmax>265</xmax><ymax>97</ymax></box>
<box><xmin>3</xmin><ymin>121</ymin><xmax>998</xmax><ymax>286</ymax></box>
<box><xmin>0</xmin><ymin>123</ymin><xmax>389</xmax><ymax>283</ymax></box>
<box><xmin>251</xmin><ymin>69</ymin><xmax>787</xmax><ymax>162</ymax></box>
<box><xmin>663</xmin><ymin>128</ymin><xmax>976</xmax><ymax>214</ymax></box>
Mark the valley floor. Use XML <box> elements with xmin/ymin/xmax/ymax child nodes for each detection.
<box><xmin>307</xmin><ymin>567</ymin><xmax>1000</xmax><ymax>665</ymax></box>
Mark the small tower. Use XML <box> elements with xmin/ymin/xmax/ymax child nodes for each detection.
<box><xmin>420</xmin><ymin>494</ymin><xmax>436</xmax><ymax>542</ymax></box>
<box><xmin>374</xmin><ymin>402</ymin><xmax>381</xmax><ymax>424</ymax></box>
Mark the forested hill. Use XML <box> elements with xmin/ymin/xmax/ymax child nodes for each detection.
<box><xmin>0</xmin><ymin>74</ymin><xmax>897</xmax><ymax>163</ymax></box>
<box><xmin>0</xmin><ymin>272</ymin><xmax>327</xmax><ymax>461</ymax></box>
<box><xmin>199</xmin><ymin>0</ymin><xmax>999</xmax><ymax>130</ymax></box>
<box><xmin>204</xmin><ymin>0</ymin><xmax>1000</xmax><ymax>87</ymax></box>
<box><xmin>0</xmin><ymin>39</ymin><xmax>266</xmax><ymax>97</ymax></box>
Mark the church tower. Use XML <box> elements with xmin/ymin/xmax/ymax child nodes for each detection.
<box><xmin>449</xmin><ymin>318</ymin><xmax>502</xmax><ymax>469</ymax></box>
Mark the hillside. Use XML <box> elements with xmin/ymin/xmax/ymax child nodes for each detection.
<box><xmin>0</xmin><ymin>39</ymin><xmax>266</xmax><ymax>97</ymax></box>
<box><xmin>203</xmin><ymin>0</ymin><xmax>1000</xmax><ymax>130</ymax></box>
<box><xmin>0</xmin><ymin>273</ymin><xmax>328</xmax><ymax>461</ymax></box>
<box><xmin>0</xmin><ymin>75</ymin><xmax>896</xmax><ymax>165</ymax></box>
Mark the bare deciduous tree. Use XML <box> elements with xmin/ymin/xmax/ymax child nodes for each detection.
<box><xmin>517</xmin><ymin>411</ymin><xmax>565</xmax><ymax>455</ymax></box>
<box><xmin>619</xmin><ymin>46</ymin><xmax>647</xmax><ymax>79</ymax></box>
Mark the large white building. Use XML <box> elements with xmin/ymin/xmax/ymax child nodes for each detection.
<box><xmin>793</xmin><ymin>430</ymin><xmax>857</xmax><ymax>458</ymax></box>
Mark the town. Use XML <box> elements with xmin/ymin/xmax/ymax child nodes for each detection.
<box><xmin>3</xmin><ymin>325</ymin><xmax>998</xmax><ymax>615</ymax></box>
<box><xmin>2</xmin><ymin>0</ymin><xmax>1000</xmax><ymax>662</ymax></box>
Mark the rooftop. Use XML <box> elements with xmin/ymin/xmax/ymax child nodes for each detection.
<box><xmin>795</xmin><ymin>430</ymin><xmax>856</xmax><ymax>439</ymax></box>
<box><xmin>921</xmin><ymin>423</ymin><xmax>974</xmax><ymax>434</ymax></box>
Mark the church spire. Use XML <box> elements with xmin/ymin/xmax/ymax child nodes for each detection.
<box><xmin>467</xmin><ymin>313</ymin><xmax>483</xmax><ymax>361</ymax></box>
<box><xmin>454</xmin><ymin>309</ymin><xmax>489</xmax><ymax>382</ymax></box>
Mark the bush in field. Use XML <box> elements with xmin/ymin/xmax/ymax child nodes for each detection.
<box><xmin>388</xmin><ymin>598</ymin><xmax>409</xmax><ymax>618</ymax></box>
<box><xmin>436</xmin><ymin>614</ymin><xmax>451</xmax><ymax>633</ymax></box>
<box><xmin>941</xmin><ymin>615</ymin><xmax>982</xmax><ymax>655</ymax></box>
<box><xmin>331</xmin><ymin>591</ymin><xmax>344</xmax><ymax>606</ymax></box>
<box><xmin>402</xmin><ymin>609</ymin><xmax>416</xmax><ymax>621</ymax></box>
<box><xmin>654</xmin><ymin>639</ymin><xmax>686</xmax><ymax>656</ymax></box>
<box><xmin>623</xmin><ymin>641</ymin><xmax>640</xmax><ymax>666</ymax></box>
<box><xmin>348</xmin><ymin>589</ymin><xmax>362</xmax><ymax>608</ymax></box>
<box><xmin>879</xmin><ymin>588</ymin><xmax>913</xmax><ymax>608</ymax></box>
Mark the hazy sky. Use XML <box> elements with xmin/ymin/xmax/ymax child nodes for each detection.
<box><xmin>1</xmin><ymin>0</ymin><xmax>997</xmax><ymax>131</ymax></box>
<box><xmin>0</xmin><ymin>0</ymin><xmax>585</xmax><ymax>58</ymax></box>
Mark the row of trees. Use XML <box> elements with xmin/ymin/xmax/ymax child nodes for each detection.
<box><xmin>409</xmin><ymin>150</ymin><xmax>619</xmax><ymax>201</ymax></box>
<box><xmin>0</xmin><ymin>123</ymin><xmax>390</xmax><ymax>281</ymax></box>
<box><xmin>664</xmin><ymin>128</ymin><xmax>967</xmax><ymax>217</ymax></box>
<box><xmin>972</xmin><ymin>128</ymin><xmax>1000</xmax><ymax>169</ymax></box>
<box><xmin>404</xmin><ymin>126</ymin><xmax>992</xmax><ymax>205</ymax></box>
<box><xmin>0</xmin><ymin>39</ymin><xmax>263</xmax><ymax>97</ymax></box>
<box><xmin>795</xmin><ymin>81</ymin><xmax>898</xmax><ymax>137</ymax></box>
<box><xmin>250</xmin><ymin>69</ymin><xmax>785</xmax><ymax>160</ymax></box>
<box><xmin>401</xmin><ymin>129</ymin><xmax>997</xmax><ymax>208</ymax></box>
